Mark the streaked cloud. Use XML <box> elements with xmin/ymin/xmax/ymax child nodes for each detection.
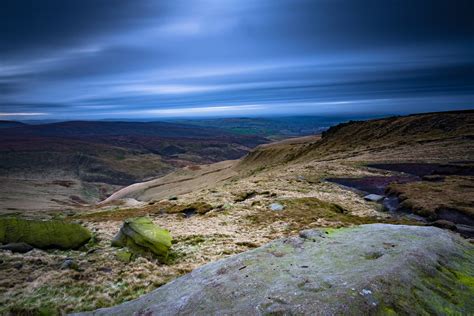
<box><xmin>1</xmin><ymin>0</ymin><xmax>473</xmax><ymax>118</ymax></box>
<box><xmin>0</xmin><ymin>112</ymin><xmax>47</xmax><ymax>117</ymax></box>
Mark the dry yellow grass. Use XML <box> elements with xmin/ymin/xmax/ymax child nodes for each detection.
<box><xmin>2</xmin><ymin>112</ymin><xmax>473</xmax><ymax>314</ymax></box>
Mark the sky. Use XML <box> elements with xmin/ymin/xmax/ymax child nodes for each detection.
<box><xmin>1</xmin><ymin>0</ymin><xmax>473</xmax><ymax>119</ymax></box>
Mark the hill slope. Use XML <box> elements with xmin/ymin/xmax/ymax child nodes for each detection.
<box><xmin>239</xmin><ymin>110</ymin><xmax>474</xmax><ymax>170</ymax></box>
<box><xmin>0</xmin><ymin>121</ymin><xmax>267</xmax><ymax>211</ymax></box>
<box><xmin>2</xmin><ymin>110</ymin><xmax>473</xmax><ymax>314</ymax></box>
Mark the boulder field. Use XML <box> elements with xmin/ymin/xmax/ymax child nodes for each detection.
<box><xmin>74</xmin><ymin>224</ymin><xmax>473</xmax><ymax>315</ymax></box>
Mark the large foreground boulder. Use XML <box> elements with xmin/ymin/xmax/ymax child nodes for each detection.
<box><xmin>111</xmin><ymin>217</ymin><xmax>172</xmax><ymax>261</ymax></box>
<box><xmin>75</xmin><ymin>224</ymin><xmax>473</xmax><ymax>315</ymax></box>
<box><xmin>0</xmin><ymin>217</ymin><xmax>92</xmax><ymax>250</ymax></box>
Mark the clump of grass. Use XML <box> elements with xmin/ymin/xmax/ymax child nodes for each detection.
<box><xmin>74</xmin><ymin>201</ymin><xmax>214</xmax><ymax>222</ymax></box>
<box><xmin>246</xmin><ymin>197</ymin><xmax>416</xmax><ymax>233</ymax></box>
<box><xmin>387</xmin><ymin>176</ymin><xmax>474</xmax><ymax>220</ymax></box>
<box><xmin>234</xmin><ymin>190</ymin><xmax>257</xmax><ymax>202</ymax></box>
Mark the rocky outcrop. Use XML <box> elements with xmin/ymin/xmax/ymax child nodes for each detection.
<box><xmin>0</xmin><ymin>217</ymin><xmax>92</xmax><ymax>250</ymax></box>
<box><xmin>75</xmin><ymin>224</ymin><xmax>474</xmax><ymax>315</ymax></box>
<box><xmin>111</xmin><ymin>217</ymin><xmax>172</xmax><ymax>262</ymax></box>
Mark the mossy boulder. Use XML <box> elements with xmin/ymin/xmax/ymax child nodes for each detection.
<box><xmin>0</xmin><ymin>217</ymin><xmax>92</xmax><ymax>250</ymax></box>
<box><xmin>111</xmin><ymin>217</ymin><xmax>172</xmax><ymax>262</ymax></box>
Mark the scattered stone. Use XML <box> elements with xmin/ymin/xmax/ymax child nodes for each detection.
<box><xmin>269</xmin><ymin>203</ymin><xmax>284</xmax><ymax>211</ymax></box>
<box><xmin>299</xmin><ymin>229</ymin><xmax>326</xmax><ymax>241</ymax></box>
<box><xmin>61</xmin><ymin>258</ymin><xmax>79</xmax><ymax>271</ymax></box>
<box><xmin>0</xmin><ymin>217</ymin><xmax>92</xmax><ymax>250</ymax></box>
<box><xmin>360</xmin><ymin>289</ymin><xmax>372</xmax><ymax>296</ymax></box>
<box><xmin>364</xmin><ymin>194</ymin><xmax>385</xmax><ymax>202</ymax></box>
<box><xmin>77</xmin><ymin>224</ymin><xmax>474</xmax><ymax>315</ymax></box>
<box><xmin>111</xmin><ymin>217</ymin><xmax>172</xmax><ymax>262</ymax></box>
<box><xmin>0</xmin><ymin>242</ymin><xmax>34</xmax><ymax>253</ymax></box>
<box><xmin>234</xmin><ymin>191</ymin><xmax>257</xmax><ymax>202</ymax></box>
<box><xmin>168</xmin><ymin>196</ymin><xmax>178</xmax><ymax>201</ymax></box>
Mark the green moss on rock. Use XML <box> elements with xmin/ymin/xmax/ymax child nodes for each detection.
<box><xmin>112</xmin><ymin>217</ymin><xmax>172</xmax><ymax>262</ymax></box>
<box><xmin>0</xmin><ymin>217</ymin><xmax>92</xmax><ymax>250</ymax></box>
<box><xmin>115</xmin><ymin>249</ymin><xmax>133</xmax><ymax>263</ymax></box>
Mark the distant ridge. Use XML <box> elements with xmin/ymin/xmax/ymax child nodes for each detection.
<box><xmin>239</xmin><ymin>110</ymin><xmax>474</xmax><ymax>169</ymax></box>
<box><xmin>0</xmin><ymin>120</ymin><xmax>27</xmax><ymax>129</ymax></box>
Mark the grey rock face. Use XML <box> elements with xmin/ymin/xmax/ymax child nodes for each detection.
<box><xmin>73</xmin><ymin>224</ymin><xmax>474</xmax><ymax>316</ymax></box>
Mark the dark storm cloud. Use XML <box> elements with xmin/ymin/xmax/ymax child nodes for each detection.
<box><xmin>283</xmin><ymin>0</ymin><xmax>474</xmax><ymax>48</ymax></box>
<box><xmin>1</xmin><ymin>0</ymin><xmax>473</xmax><ymax>118</ymax></box>
<box><xmin>0</xmin><ymin>0</ymin><xmax>163</xmax><ymax>58</ymax></box>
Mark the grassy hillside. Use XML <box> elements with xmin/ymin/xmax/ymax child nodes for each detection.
<box><xmin>240</xmin><ymin>110</ymin><xmax>474</xmax><ymax>169</ymax></box>
<box><xmin>0</xmin><ymin>121</ymin><xmax>268</xmax><ymax>209</ymax></box>
<box><xmin>174</xmin><ymin>115</ymin><xmax>385</xmax><ymax>140</ymax></box>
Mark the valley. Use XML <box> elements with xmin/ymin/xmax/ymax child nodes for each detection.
<box><xmin>1</xmin><ymin>110</ymin><xmax>473</xmax><ymax>314</ymax></box>
<box><xmin>0</xmin><ymin>120</ymin><xmax>267</xmax><ymax>212</ymax></box>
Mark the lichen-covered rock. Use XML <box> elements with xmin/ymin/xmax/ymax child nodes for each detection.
<box><xmin>111</xmin><ymin>217</ymin><xmax>172</xmax><ymax>261</ymax></box>
<box><xmin>75</xmin><ymin>224</ymin><xmax>474</xmax><ymax>315</ymax></box>
<box><xmin>0</xmin><ymin>217</ymin><xmax>92</xmax><ymax>250</ymax></box>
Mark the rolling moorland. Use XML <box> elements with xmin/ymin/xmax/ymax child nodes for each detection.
<box><xmin>172</xmin><ymin>115</ymin><xmax>385</xmax><ymax>140</ymax></box>
<box><xmin>0</xmin><ymin>120</ymin><xmax>268</xmax><ymax>213</ymax></box>
<box><xmin>0</xmin><ymin>111</ymin><xmax>473</xmax><ymax>314</ymax></box>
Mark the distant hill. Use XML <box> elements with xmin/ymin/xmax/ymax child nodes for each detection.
<box><xmin>0</xmin><ymin>120</ymin><xmax>268</xmax><ymax>209</ymax></box>
<box><xmin>174</xmin><ymin>115</ymin><xmax>387</xmax><ymax>140</ymax></box>
<box><xmin>0</xmin><ymin>120</ymin><xmax>27</xmax><ymax>129</ymax></box>
<box><xmin>239</xmin><ymin>110</ymin><xmax>474</xmax><ymax>169</ymax></box>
